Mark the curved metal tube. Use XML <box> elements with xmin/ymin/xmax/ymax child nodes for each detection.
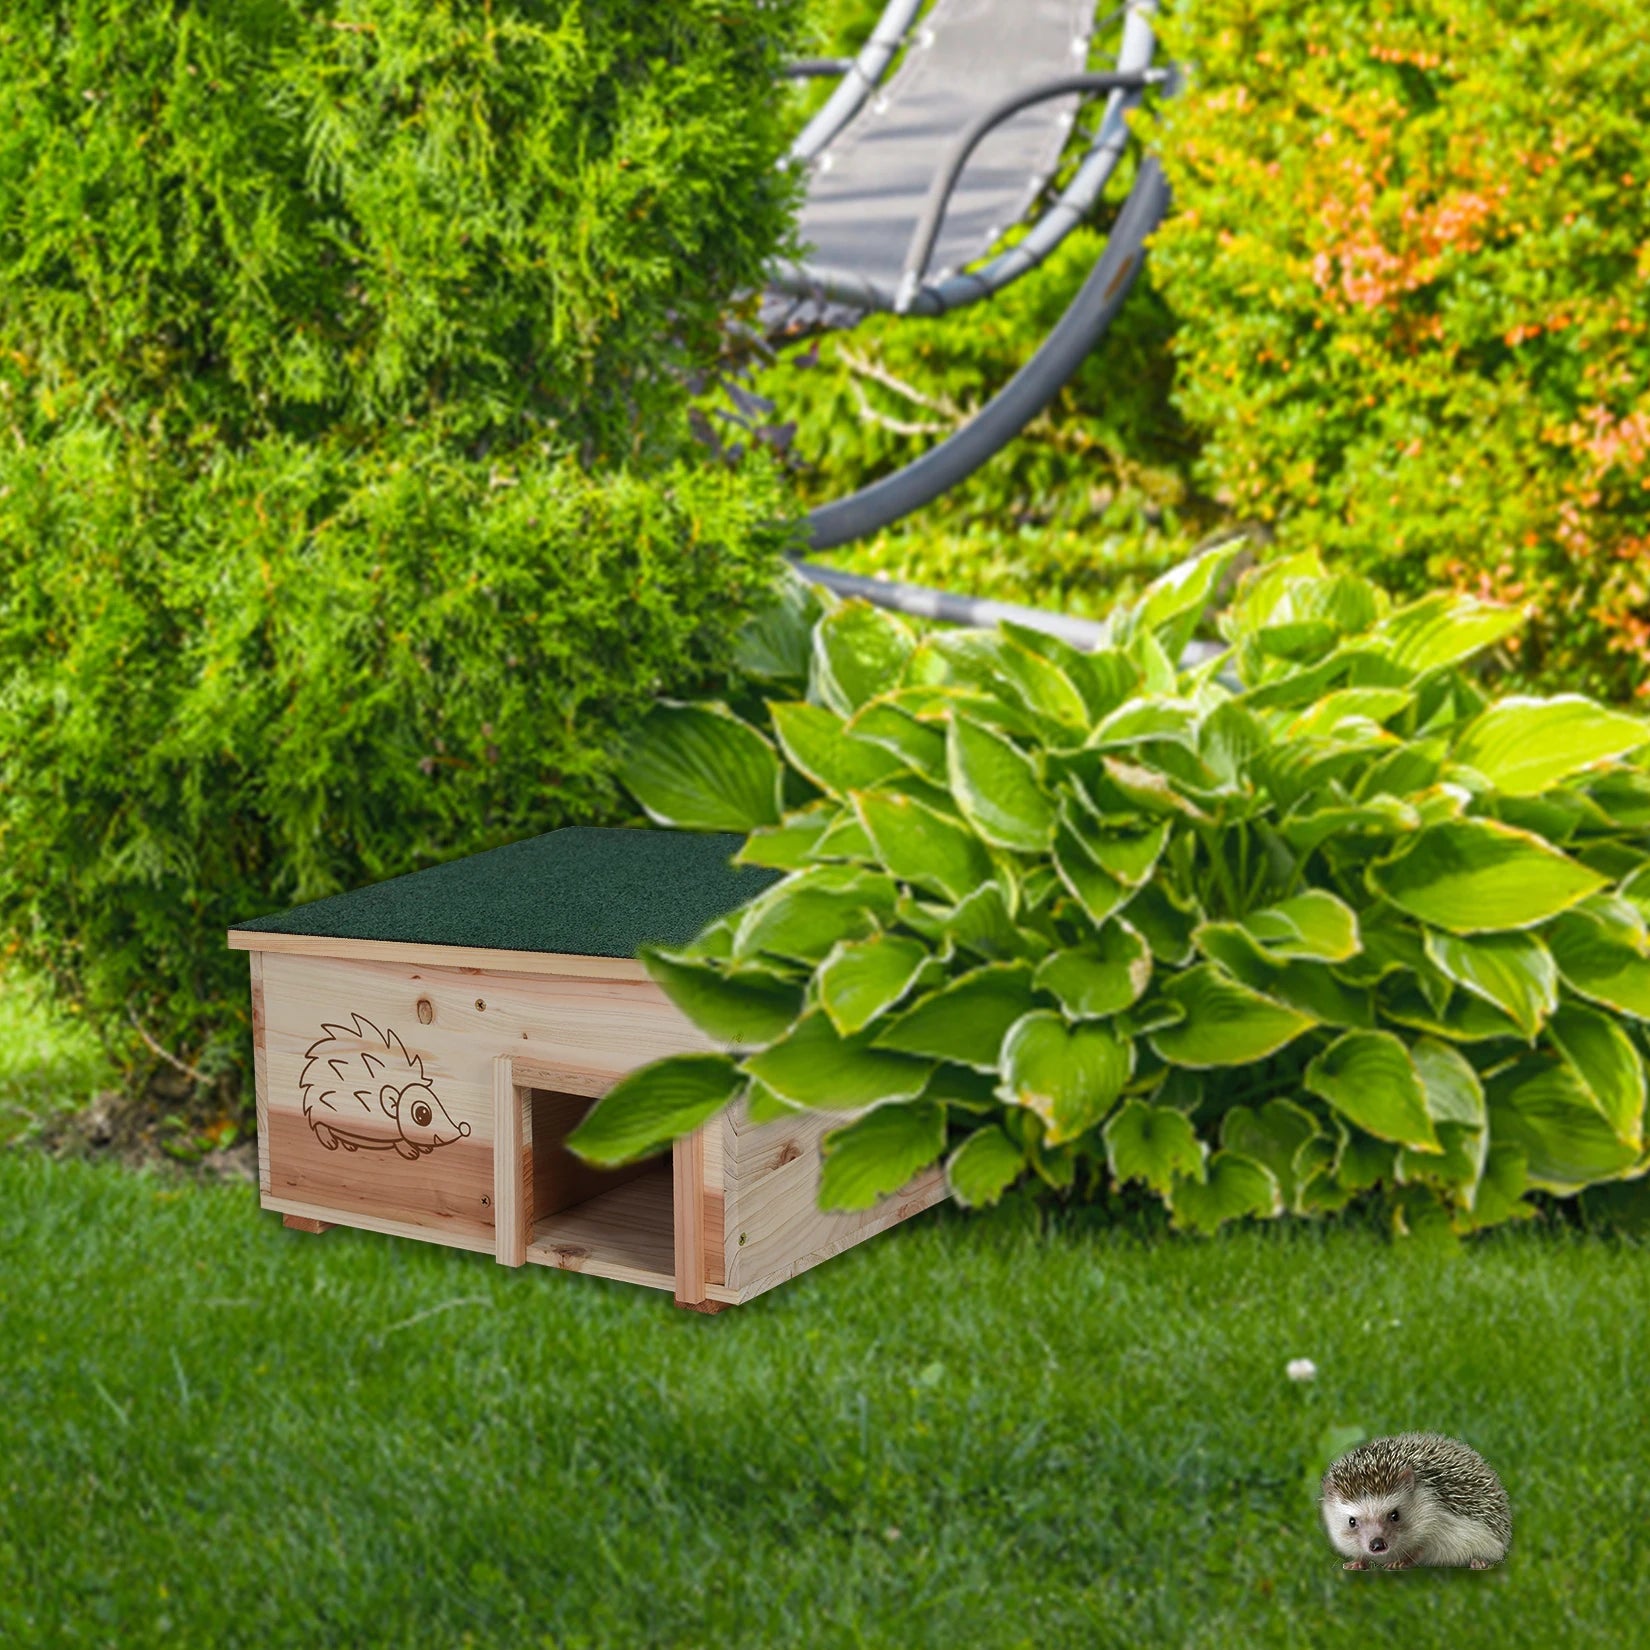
<box><xmin>798</xmin><ymin>153</ymin><xmax>1170</xmax><ymax>551</ymax></box>
<box><xmin>894</xmin><ymin>68</ymin><xmax>1167</xmax><ymax>312</ymax></box>
<box><xmin>789</xmin><ymin>557</ymin><xmax>1228</xmax><ymax>661</ymax></box>
<box><xmin>770</xmin><ymin>0</ymin><xmax>1160</xmax><ymax>316</ymax></box>
<box><xmin>786</xmin><ymin>0</ymin><xmax>927</xmax><ymax>167</ymax></box>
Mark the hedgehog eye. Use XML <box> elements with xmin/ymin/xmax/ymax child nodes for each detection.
<box><xmin>1388</xmin><ymin>1509</ymin><xmax>1400</xmax><ymax>1522</ymax></box>
<box><xmin>1347</xmin><ymin>1517</ymin><xmax>1356</xmax><ymax>1528</ymax></box>
<box><xmin>411</xmin><ymin>1100</ymin><xmax>433</xmax><ymax>1128</ymax></box>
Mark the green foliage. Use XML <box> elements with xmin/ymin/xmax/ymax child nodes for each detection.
<box><xmin>0</xmin><ymin>430</ymin><xmax>794</xmax><ymax>1094</ymax></box>
<box><xmin>6</xmin><ymin>1150</ymin><xmax>1650</xmax><ymax>1644</ymax></box>
<box><xmin>1152</xmin><ymin>0</ymin><xmax>1650</xmax><ymax>700</ymax></box>
<box><xmin>0</xmin><ymin>2</ymin><xmax>808</xmax><ymax>1100</ymax></box>
<box><xmin>577</xmin><ymin>547</ymin><xmax>1650</xmax><ymax>1233</ymax></box>
<box><xmin>0</xmin><ymin>0</ymin><xmax>803</xmax><ymax>463</ymax></box>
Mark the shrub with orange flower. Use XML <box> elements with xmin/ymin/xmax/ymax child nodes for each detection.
<box><xmin>1152</xmin><ymin>0</ymin><xmax>1650</xmax><ymax>699</ymax></box>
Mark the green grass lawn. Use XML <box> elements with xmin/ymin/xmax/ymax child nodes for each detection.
<box><xmin>2</xmin><ymin>1153</ymin><xmax>1646</xmax><ymax>1649</ymax></box>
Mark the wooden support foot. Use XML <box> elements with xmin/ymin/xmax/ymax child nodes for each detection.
<box><xmin>283</xmin><ymin>1214</ymin><xmax>332</xmax><ymax>1235</ymax></box>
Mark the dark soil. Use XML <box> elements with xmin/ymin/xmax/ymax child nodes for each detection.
<box><xmin>26</xmin><ymin>1072</ymin><xmax>258</xmax><ymax>1184</ymax></box>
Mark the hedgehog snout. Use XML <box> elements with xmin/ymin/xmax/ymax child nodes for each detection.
<box><xmin>1367</xmin><ymin>1537</ymin><xmax>1388</xmax><ymax>1554</ymax></box>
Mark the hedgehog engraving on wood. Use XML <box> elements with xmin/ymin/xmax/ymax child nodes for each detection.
<box><xmin>1321</xmin><ymin>1432</ymin><xmax>1511</xmax><ymax>1570</ymax></box>
<box><xmin>299</xmin><ymin>1013</ymin><xmax>471</xmax><ymax>1160</ymax></box>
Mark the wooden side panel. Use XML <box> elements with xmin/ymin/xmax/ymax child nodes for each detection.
<box><xmin>722</xmin><ymin>1103</ymin><xmax>949</xmax><ymax>1300</ymax></box>
<box><xmin>529</xmin><ymin>1089</ymin><xmax>658</xmax><ymax>1216</ymax></box>
<box><xmin>250</xmin><ymin>951</ymin><xmax>271</xmax><ymax>1196</ymax></box>
<box><xmin>673</xmin><ymin>1130</ymin><xmax>708</xmax><ymax>1309</ymax></box>
<box><xmin>731</xmin><ymin>1167</ymin><xmax>949</xmax><ymax>1304</ymax></box>
<box><xmin>492</xmin><ymin>1059</ymin><xmax>529</xmax><ymax>1267</ymax></box>
<box><xmin>228</xmin><ymin>928</ymin><xmax>651</xmax><ymax>980</ymax></box>
<box><xmin>258</xmin><ymin>953</ymin><xmax>713</xmax><ymax>1247</ymax></box>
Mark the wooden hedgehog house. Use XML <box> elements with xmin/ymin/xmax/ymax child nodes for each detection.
<box><xmin>228</xmin><ymin>827</ymin><xmax>947</xmax><ymax>1310</ymax></box>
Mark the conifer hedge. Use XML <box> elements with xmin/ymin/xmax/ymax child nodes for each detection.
<box><xmin>0</xmin><ymin>0</ymin><xmax>803</xmax><ymax>1098</ymax></box>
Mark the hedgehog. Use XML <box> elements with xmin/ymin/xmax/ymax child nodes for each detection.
<box><xmin>298</xmin><ymin>1013</ymin><xmax>471</xmax><ymax>1160</ymax></box>
<box><xmin>1321</xmin><ymin>1432</ymin><xmax>1511</xmax><ymax>1570</ymax></box>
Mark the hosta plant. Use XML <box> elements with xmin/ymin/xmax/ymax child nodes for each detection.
<box><xmin>568</xmin><ymin>547</ymin><xmax>1650</xmax><ymax>1234</ymax></box>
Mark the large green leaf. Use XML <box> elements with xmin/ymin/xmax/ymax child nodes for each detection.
<box><xmin>1124</xmin><ymin>881</ymin><xmax>1203</xmax><ymax>965</ymax></box>
<box><xmin>1492</xmin><ymin>1065</ymin><xmax>1643</xmax><ymax>1194</ymax></box>
<box><xmin>844</xmin><ymin>699</ymin><xmax>948</xmax><ymax>781</ymax></box>
<box><xmin>804</xmin><ymin>806</ymin><xmax>878</xmax><ymax>864</ymax></box>
<box><xmin>1279</xmin><ymin>794</ymin><xmax>1420</xmax><ymax>856</ymax></box>
<box><xmin>730</xmin><ymin>567</ymin><xmax>819</xmax><ymax>685</ymax></box>
<box><xmin>943</xmin><ymin>881</ymin><xmax>1044</xmax><ymax>962</ymax></box>
<box><xmin>1194</xmin><ymin>924</ymin><xmax>1374</xmax><ymax>1028</ymax></box>
<box><xmin>1219</xmin><ymin>1098</ymin><xmax>1322</xmax><ymax>1211</ymax></box>
<box><xmin>638</xmin><ymin>947</ymin><xmax>803</xmax><ymax>1047</ymax></box>
<box><xmin>945</xmin><ymin>714</ymin><xmax>1056</xmax><ymax>852</ymax></box>
<box><xmin>1071</xmin><ymin>816</ymin><xmax>1173</xmax><ymax>888</ymax></box>
<box><xmin>567</xmin><ymin>1053</ymin><xmax>743</xmax><ymax>1166</ymax></box>
<box><xmin>816</xmin><ymin>931</ymin><xmax>932</xmax><ymax>1036</ymax></box>
<box><xmin>1547</xmin><ymin>1003</ymin><xmax>1646</xmax><ymax>1148</ymax></box>
<box><xmin>946</xmin><ymin>1125</ymin><xmax>1026</xmax><ymax>1208</ymax></box>
<box><xmin>618</xmin><ymin>701</ymin><xmax>782</xmax><ymax>831</ymax></box>
<box><xmin>1422</xmin><ymin>929</ymin><xmax>1558</xmax><ymax>1039</ymax></box>
<box><xmin>1375</xmin><ymin>593</ymin><xmax>1525</xmax><ymax>672</ymax></box>
<box><xmin>1304</xmin><ymin>1031</ymin><xmax>1440</xmax><ymax>1152</ymax></box>
<box><xmin>1149</xmin><ymin>965</ymin><xmax>1315</xmax><ymax>1068</ymax></box>
<box><xmin>768</xmin><ymin>700</ymin><xmax>907</xmax><ymax>797</ymax></box>
<box><xmin>1546</xmin><ymin>908</ymin><xmax>1650</xmax><ymax>1018</ymax></box>
<box><xmin>998</xmin><ymin>1012</ymin><xmax>1132</xmax><ymax>1145</ymax></box>
<box><xmin>1104</xmin><ymin>1099</ymin><xmax>1204</xmax><ymax>1196</ymax></box>
<box><xmin>1367</xmin><ymin>819</ymin><xmax>1606</xmax><ymax>934</ymax></box>
<box><xmin>853</xmin><ymin>789</ymin><xmax>994</xmax><ymax>903</ymax></box>
<box><xmin>742</xmin><ymin>1011</ymin><xmax>932</xmax><ymax>1108</ymax></box>
<box><xmin>735</xmin><ymin>806</ymin><xmax>834</xmax><ymax>871</ymax></box>
<box><xmin>911</xmin><ymin>631</ymin><xmax>1089</xmax><ymax>735</ymax></box>
<box><xmin>1287</xmin><ymin>687</ymin><xmax>1413</xmax><ymax>740</ymax></box>
<box><xmin>1241</xmin><ymin>891</ymin><xmax>1362</xmax><ymax>962</ymax></box>
<box><xmin>1052</xmin><ymin>804</ymin><xmax>1128</xmax><ymax>924</ymax></box>
<box><xmin>872</xmin><ymin>961</ymin><xmax>1039</xmax><ymax>1070</ymax></box>
<box><xmin>1033</xmin><ymin>921</ymin><xmax>1152</xmax><ymax>1018</ymax></box>
<box><xmin>1453</xmin><ymin>695</ymin><xmax>1649</xmax><ymax>796</ymax></box>
<box><xmin>1133</xmin><ymin>540</ymin><xmax>1247</xmax><ymax>659</ymax></box>
<box><xmin>1397</xmin><ymin>1113</ymin><xmax>1488</xmax><ymax>1192</ymax></box>
<box><xmin>813</xmin><ymin>602</ymin><xmax>916</xmax><ymax>714</ymax></box>
<box><xmin>1168</xmin><ymin>1151</ymin><xmax>1282</xmax><ymax>1234</ymax></box>
<box><xmin>732</xmin><ymin>865</ymin><xmax>895</xmax><ymax>965</ymax></box>
<box><xmin>1380</xmin><ymin>976</ymin><xmax>1523</xmax><ymax>1043</ymax></box>
<box><xmin>1412</xmin><ymin>1036</ymin><xmax>1485</xmax><ymax>1128</ymax></box>
<box><xmin>818</xmin><ymin>1101</ymin><xmax>947</xmax><ymax>1211</ymax></box>
<box><xmin>1002</xmin><ymin>624</ymin><xmax>1140</xmax><ymax>725</ymax></box>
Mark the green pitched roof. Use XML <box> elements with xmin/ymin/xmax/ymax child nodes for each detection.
<box><xmin>231</xmin><ymin>827</ymin><xmax>779</xmax><ymax>958</ymax></box>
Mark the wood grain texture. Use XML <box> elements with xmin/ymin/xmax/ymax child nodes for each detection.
<box><xmin>228</xmin><ymin>928</ymin><xmax>651</xmax><ymax>980</ymax></box>
<box><xmin>264</xmin><ymin>1194</ymin><xmax>493</xmax><ymax>1257</ymax></box>
<box><xmin>250</xmin><ymin>950</ymin><xmax>271</xmax><ymax>1196</ymax></box>
<box><xmin>249</xmin><ymin>943</ymin><xmax>947</xmax><ymax>1305</ymax></box>
<box><xmin>492</xmin><ymin>1058</ymin><xmax>529</xmax><ymax>1268</ymax></box>
<box><xmin>529</xmin><ymin>1089</ymin><xmax>659</xmax><ymax>1216</ymax></box>
<box><xmin>257</xmin><ymin>953</ymin><xmax>715</xmax><ymax>1246</ymax></box>
<box><xmin>526</xmin><ymin>1167</ymin><xmax>676</xmax><ymax>1290</ymax></box>
<box><xmin>673</xmin><ymin>1129</ymin><xmax>708</xmax><ymax>1308</ymax></box>
<box><xmin>729</xmin><ymin>1166</ymin><xmax>949</xmax><ymax>1304</ymax></box>
<box><xmin>281</xmin><ymin>1213</ymin><xmax>331</xmax><ymax>1235</ymax></box>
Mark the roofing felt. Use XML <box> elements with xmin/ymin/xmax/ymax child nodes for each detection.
<box><xmin>230</xmin><ymin>827</ymin><xmax>781</xmax><ymax>958</ymax></box>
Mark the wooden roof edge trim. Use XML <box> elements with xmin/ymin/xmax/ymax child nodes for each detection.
<box><xmin>225</xmin><ymin>928</ymin><xmax>653</xmax><ymax>980</ymax></box>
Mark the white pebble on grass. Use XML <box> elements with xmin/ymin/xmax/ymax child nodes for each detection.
<box><xmin>1287</xmin><ymin>1358</ymin><xmax>1318</xmax><ymax>1382</ymax></box>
